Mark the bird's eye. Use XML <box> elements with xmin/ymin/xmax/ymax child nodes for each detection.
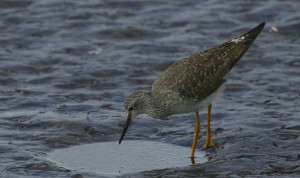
<box><xmin>128</xmin><ymin>106</ymin><xmax>134</xmax><ymax>111</ymax></box>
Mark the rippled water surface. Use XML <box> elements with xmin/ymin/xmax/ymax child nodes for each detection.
<box><xmin>0</xmin><ymin>0</ymin><xmax>299</xmax><ymax>177</ymax></box>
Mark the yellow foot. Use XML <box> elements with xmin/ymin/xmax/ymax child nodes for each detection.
<box><xmin>203</xmin><ymin>139</ymin><xmax>216</xmax><ymax>148</ymax></box>
<box><xmin>203</xmin><ymin>131</ymin><xmax>216</xmax><ymax>148</ymax></box>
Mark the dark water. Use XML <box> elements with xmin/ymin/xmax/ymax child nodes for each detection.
<box><xmin>0</xmin><ymin>0</ymin><xmax>299</xmax><ymax>177</ymax></box>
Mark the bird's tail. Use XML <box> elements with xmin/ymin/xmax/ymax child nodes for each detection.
<box><xmin>220</xmin><ymin>22</ymin><xmax>266</xmax><ymax>70</ymax></box>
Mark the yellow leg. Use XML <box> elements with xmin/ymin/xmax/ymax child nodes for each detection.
<box><xmin>204</xmin><ymin>104</ymin><xmax>216</xmax><ymax>148</ymax></box>
<box><xmin>191</xmin><ymin>111</ymin><xmax>200</xmax><ymax>158</ymax></box>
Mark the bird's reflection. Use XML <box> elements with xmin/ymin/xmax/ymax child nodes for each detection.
<box><xmin>190</xmin><ymin>148</ymin><xmax>216</xmax><ymax>164</ymax></box>
<box><xmin>190</xmin><ymin>157</ymin><xmax>196</xmax><ymax>164</ymax></box>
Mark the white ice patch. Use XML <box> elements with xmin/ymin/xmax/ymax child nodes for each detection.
<box><xmin>47</xmin><ymin>141</ymin><xmax>207</xmax><ymax>175</ymax></box>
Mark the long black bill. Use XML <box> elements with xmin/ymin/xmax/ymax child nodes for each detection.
<box><xmin>119</xmin><ymin>113</ymin><xmax>132</xmax><ymax>144</ymax></box>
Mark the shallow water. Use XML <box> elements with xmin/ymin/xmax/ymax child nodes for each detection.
<box><xmin>0</xmin><ymin>0</ymin><xmax>299</xmax><ymax>177</ymax></box>
<box><xmin>47</xmin><ymin>141</ymin><xmax>206</xmax><ymax>176</ymax></box>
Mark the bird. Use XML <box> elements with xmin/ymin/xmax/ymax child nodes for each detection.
<box><xmin>119</xmin><ymin>22</ymin><xmax>265</xmax><ymax>159</ymax></box>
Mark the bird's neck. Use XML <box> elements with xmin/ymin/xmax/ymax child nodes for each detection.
<box><xmin>142</xmin><ymin>91</ymin><xmax>165</xmax><ymax>119</ymax></box>
<box><xmin>141</xmin><ymin>91</ymin><xmax>152</xmax><ymax>110</ymax></box>
<box><xmin>138</xmin><ymin>91</ymin><xmax>155</xmax><ymax>118</ymax></box>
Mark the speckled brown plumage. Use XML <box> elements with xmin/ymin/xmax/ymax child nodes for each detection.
<box><xmin>119</xmin><ymin>22</ymin><xmax>265</xmax><ymax>145</ymax></box>
<box><xmin>152</xmin><ymin>22</ymin><xmax>265</xmax><ymax>101</ymax></box>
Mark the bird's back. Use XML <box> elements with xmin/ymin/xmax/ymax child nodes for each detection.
<box><xmin>152</xmin><ymin>22</ymin><xmax>265</xmax><ymax>101</ymax></box>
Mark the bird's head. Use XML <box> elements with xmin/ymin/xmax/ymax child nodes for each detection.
<box><xmin>119</xmin><ymin>90</ymin><xmax>150</xmax><ymax>144</ymax></box>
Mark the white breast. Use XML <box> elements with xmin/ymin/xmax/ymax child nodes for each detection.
<box><xmin>171</xmin><ymin>83</ymin><xmax>225</xmax><ymax>114</ymax></box>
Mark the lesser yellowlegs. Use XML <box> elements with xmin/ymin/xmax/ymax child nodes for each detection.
<box><xmin>119</xmin><ymin>22</ymin><xmax>265</xmax><ymax>158</ymax></box>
